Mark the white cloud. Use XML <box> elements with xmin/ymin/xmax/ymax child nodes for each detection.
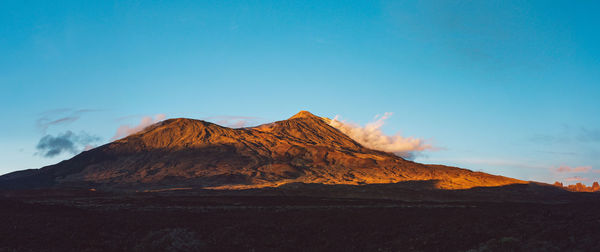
<box><xmin>328</xmin><ymin>112</ymin><xmax>432</xmax><ymax>159</ymax></box>
<box><xmin>112</xmin><ymin>114</ymin><xmax>166</xmax><ymax>140</ymax></box>
<box><xmin>556</xmin><ymin>165</ymin><xmax>593</xmax><ymax>173</ymax></box>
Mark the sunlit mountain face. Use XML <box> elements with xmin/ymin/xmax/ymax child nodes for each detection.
<box><xmin>0</xmin><ymin>111</ymin><xmax>522</xmax><ymax>191</ymax></box>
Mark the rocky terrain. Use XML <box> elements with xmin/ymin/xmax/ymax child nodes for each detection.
<box><xmin>2</xmin><ymin>111</ymin><xmax>600</xmax><ymax>251</ymax></box>
<box><xmin>0</xmin><ymin>111</ymin><xmax>522</xmax><ymax>191</ymax></box>
<box><xmin>553</xmin><ymin>181</ymin><xmax>600</xmax><ymax>192</ymax></box>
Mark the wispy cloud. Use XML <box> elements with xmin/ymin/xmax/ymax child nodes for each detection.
<box><xmin>530</xmin><ymin>134</ymin><xmax>570</xmax><ymax>145</ymax></box>
<box><xmin>536</xmin><ymin>150</ymin><xmax>577</xmax><ymax>156</ymax></box>
<box><xmin>36</xmin><ymin>131</ymin><xmax>100</xmax><ymax>158</ymax></box>
<box><xmin>428</xmin><ymin>157</ymin><xmax>547</xmax><ymax>170</ymax></box>
<box><xmin>577</xmin><ymin>127</ymin><xmax>600</xmax><ymax>143</ymax></box>
<box><xmin>530</xmin><ymin>126</ymin><xmax>600</xmax><ymax>145</ymax></box>
<box><xmin>556</xmin><ymin>165</ymin><xmax>593</xmax><ymax>173</ymax></box>
<box><xmin>36</xmin><ymin>108</ymin><xmax>99</xmax><ymax>133</ymax></box>
<box><xmin>564</xmin><ymin>176</ymin><xmax>590</xmax><ymax>182</ymax></box>
<box><xmin>112</xmin><ymin>114</ymin><xmax>166</xmax><ymax>140</ymax></box>
<box><xmin>328</xmin><ymin>112</ymin><xmax>432</xmax><ymax>160</ymax></box>
<box><xmin>203</xmin><ymin>115</ymin><xmax>261</xmax><ymax>128</ymax></box>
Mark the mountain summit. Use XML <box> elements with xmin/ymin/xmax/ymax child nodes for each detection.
<box><xmin>288</xmin><ymin>110</ymin><xmax>319</xmax><ymax>119</ymax></box>
<box><xmin>0</xmin><ymin>111</ymin><xmax>524</xmax><ymax>190</ymax></box>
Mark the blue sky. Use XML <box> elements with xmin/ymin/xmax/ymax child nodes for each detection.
<box><xmin>1</xmin><ymin>0</ymin><xmax>599</xmax><ymax>184</ymax></box>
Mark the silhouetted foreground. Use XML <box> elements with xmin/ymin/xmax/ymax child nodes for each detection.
<box><xmin>2</xmin><ymin>185</ymin><xmax>599</xmax><ymax>251</ymax></box>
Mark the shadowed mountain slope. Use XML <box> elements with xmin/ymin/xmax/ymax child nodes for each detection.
<box><xmin>0</xmin><ymin>111</ymin><xmax>524</xmax><ymax>190</ymax></box>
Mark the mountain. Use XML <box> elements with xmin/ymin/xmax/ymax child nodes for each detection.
<box><xmin>0</xmin><ymin>111</ymin><xmax>524</xmax><ymax>190</ymax></box>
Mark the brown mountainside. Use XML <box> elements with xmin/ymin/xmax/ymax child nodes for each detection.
<box><xmin>0</xmin><ymin>111</ymin><xmax>524</xmax><ymax>190</ymax></box>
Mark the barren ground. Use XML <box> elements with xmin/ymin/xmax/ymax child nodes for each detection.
<box><xmin>1</xmin><ymin>188</ymin><xmax>599</xmax><ymax>251</ymax></box>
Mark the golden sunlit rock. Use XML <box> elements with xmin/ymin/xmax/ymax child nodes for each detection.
<box><xmin>0</xmin><ymin>111</ymin><xmax>524</xmax><ymax>191</ymax></box>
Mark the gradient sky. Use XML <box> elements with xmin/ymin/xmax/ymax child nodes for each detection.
<box><xmin>1</xmin><ymin>0</ymin><xmax>599</xmax><ymax>184</ymax></box>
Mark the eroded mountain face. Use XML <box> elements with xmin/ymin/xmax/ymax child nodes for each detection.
<box><xmin>0</xmin><ymin>111</ymin><xmax>524</xmax><ymax>190</ymax></box>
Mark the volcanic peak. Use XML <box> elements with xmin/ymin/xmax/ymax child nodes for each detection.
<box><xmin>289</xmin><ymin>110</ymin><xmax>320</xmax><ymax>120</ymax></box>
<box><xmin>0</xmin><ymin>110</ymin><xmax>526</xmax><ymax>191</ymax></box>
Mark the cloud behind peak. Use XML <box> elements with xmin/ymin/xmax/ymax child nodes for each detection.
<box><xmin>112</xmin><ymin>114</ymin><xmax>166</xmax><ymax>140</ymax></box>
<box><xmin>328</xmin><ymin>112</ymin><xmax>432</xmax><ymax>159</ymax></box>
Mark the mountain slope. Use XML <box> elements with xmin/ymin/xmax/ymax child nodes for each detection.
<box><xmin>0</xmin><ymin>111</ymin><xmax>524</xmax><ymax>190</ymax></box>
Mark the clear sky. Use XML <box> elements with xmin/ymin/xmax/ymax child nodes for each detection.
<box><xmin>1</xmin><ymin>0</ymin><xmax>599</xmax><ymax>184</ymax></box>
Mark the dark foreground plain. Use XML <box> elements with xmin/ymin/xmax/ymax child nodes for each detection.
<box><xmin>2</xmin><ymin>184</ymin><xmax>600</xmax><ymax>252</ymax></box>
